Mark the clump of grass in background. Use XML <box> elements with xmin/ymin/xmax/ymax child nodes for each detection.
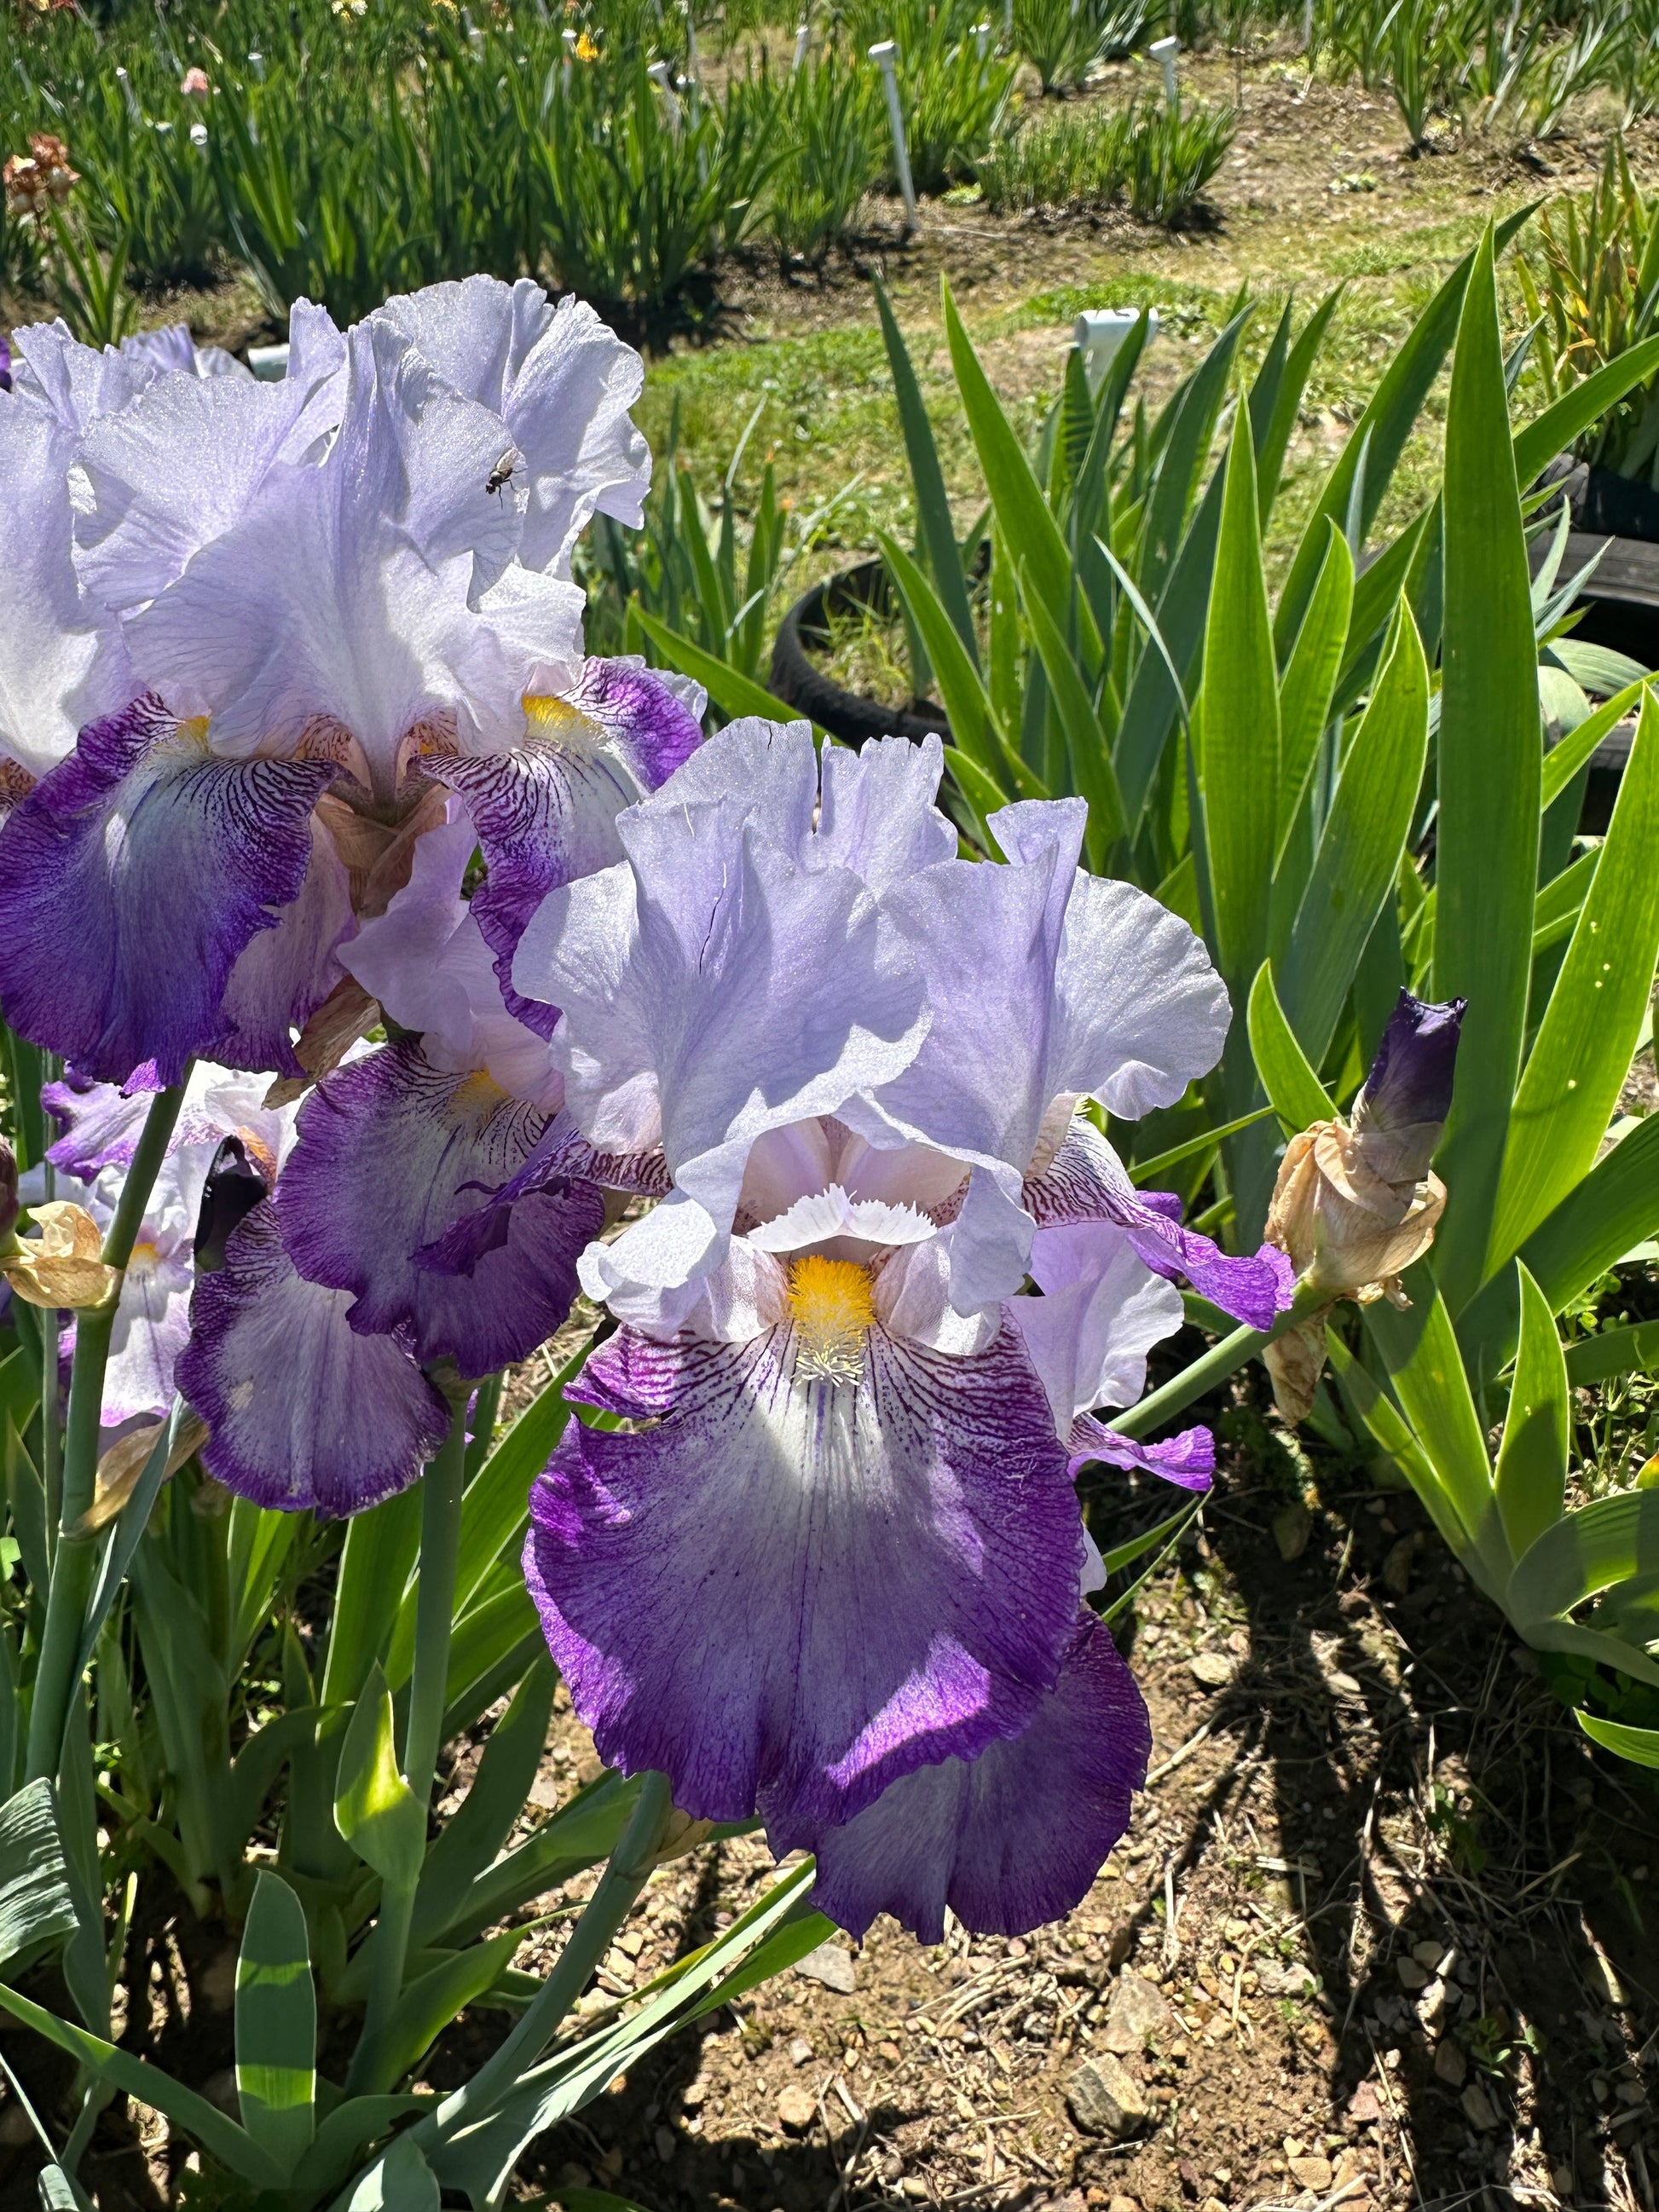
<box><xmin>766</xmin><ymin>43</ymin><xmax>886</xmax><ymax>264</ymax></box>
<box><xmin>1012</xmin><ymin>0</ymin><xmax>1151</xmax><ymax>95</ymax></box>
<box><xmin>1517</xmin><ymin>137</ymin><xmax>1659</xmax><ymax>487</ymax></box>
<box><xmin>979</xmin><ymin>95</ymin><xmax>1235</xmax><ymax>224</ymax></box>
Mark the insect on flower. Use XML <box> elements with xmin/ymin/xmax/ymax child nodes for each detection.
<box><xmin>484</xmin><ymin>442</ymin><xmax>523</xmax><ymax>496</ymax></box>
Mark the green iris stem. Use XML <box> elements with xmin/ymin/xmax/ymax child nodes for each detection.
<box><xmin>421</xmin><ymin>1768</ymin><xmax>676</xmax><ymax>2153</ymax></box>
<box><xmin>25</xmin><ymin>1079</ymin><xmax>187</xmax><ymax>1787</ymax></box>
<box><xmin>1105</xmin><ymin>1281</ymin><xmax>1323</xmax><ymax>1441</ymax></box>
<box><xmin>347</xmin><ymin>1393</ymin><xmax>471</xmax><ymax>2096</ymax></box>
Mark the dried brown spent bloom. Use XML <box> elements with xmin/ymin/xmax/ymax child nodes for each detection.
<box><xmin>3</xmin><ymin>1200</ymin><xmax>117</xmax><ymax>1310</ymax></box>
<box><xmin>3</xmin><ymin>132</ymin><xmax>78</xmax><ymax>215</ymax></box>
<box><xmin>1262</xmin><ymin>990</ymin><xmax>1463</xmax><ymax>1423</ymax></box>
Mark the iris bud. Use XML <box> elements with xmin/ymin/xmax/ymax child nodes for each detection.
<box><xmin>1263</xmin><ymin>990</ymin><xmax>1465</xmax><ymax>1421</ymax></box>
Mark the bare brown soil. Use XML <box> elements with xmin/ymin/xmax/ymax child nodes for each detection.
<box><xmin>465</xmin><ymin>1399</ymin><xmax>1659</xmax><ymax>2212</ymax></box>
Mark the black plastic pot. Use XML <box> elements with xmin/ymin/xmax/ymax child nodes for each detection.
<box><xmin>1533</xmin><ymin>456</ymin><xmax>1658</xmax><ymax>832</ymax></box>
<box><xmin>769</xmin><ymin>557</ymin><xmax>954</xmax><ymax>746</ymax></box>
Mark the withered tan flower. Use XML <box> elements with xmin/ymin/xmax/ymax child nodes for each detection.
<box><xmin>3</xmin><ymin>1201</ymin><xmax>118</xmax><ymax>1310</ymax></box>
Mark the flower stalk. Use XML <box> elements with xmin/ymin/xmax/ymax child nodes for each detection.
<box><xmin>423</xmin><ymin>1769</ymin><xmax>676</xmax><ymax>2150</ymax></box>
<box><xmin>25</xmin><ymin>1079</ymin><xmax>187</xmax><ymax>1784</ymax></box>
<box><xmin>347</xmin><ymin>1389</ymin><xmax>471</xmax><ymax>2095</ymax></box>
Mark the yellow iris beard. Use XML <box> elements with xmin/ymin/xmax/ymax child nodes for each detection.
<box><xmin>786</xmin><ymin>1254</ymin><xmax>876</xmax><ymax>1386</ymax></box>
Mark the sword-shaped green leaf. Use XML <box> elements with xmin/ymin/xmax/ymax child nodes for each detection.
<box><xmin>874</xmin><ymin>277</ymin><xmax>978</xmax><ymax>663</ymax></box>
<box><xmin>1275</xmin><ymin>523</ymin><xmax>1353</xmax><ymax>861</ymax></box>
<box><xmin>333</xmin><ymin>1663</ymin><xmax>425</xmax><ymax>1891</ymax></box>
<box><xmin>1246</xmin><ymin>963</ymin><xmax>1336</xmax><ymax>1131</ymax></box>
<box><xmin>1493</xmin><ymin>1264</ymin><xmax>1569</xmax><ymax>1562</ymax></box>
<box><xmin>235</xmin><ymin>1870</ymin><xmax>315</xmax><ymax>2173</ymax></box>
<box><xmin>1279</xmin><ymin>598</ymin><xmax>1429</xmax><ymax>1066</ymax></box>
<box><xmin>1196</xmin><ymin>405</ymin><xmax>1279</xmax><ymax>997</ymax></box>
<box><xmin>1489</xmin><ymin>687</ymin><xmax>1659</xmax><ymax>1270</ymax></box>
<box><xmin>1508</xmin><ymin>1487</ymin><xmax>1659</xmax><ymax>1627</ymax></box>
<box><xmin>1431</xmin><ymin>227</ymin><xmax>1542</xmax><ymax>1315</ymax></box>
<box><xmin>942</xmin><ymin>280</ymin><xmax>1099</xmax><ymax>674</ymax></box>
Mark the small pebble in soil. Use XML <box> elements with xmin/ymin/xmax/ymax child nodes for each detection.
<box><xmin>788</xmin><ymin>2035</ymin><xmax>814</xmax><ymax>2065</ymax></box>
<box><xmin>777</xmin><ymin>2085</ymin><xmax>817</xmax><ymax>2132</ymax></box>
<box><xmin>795</xmin><ymin>1941</ymin><xmax>857</xmax><ymax>1993</ymax></box>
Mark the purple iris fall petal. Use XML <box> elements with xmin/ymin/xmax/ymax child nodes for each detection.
<box><xmin>793</xmin><ymin>1609</ymin><xmax>1150</xmax><ymax>1943</ymax></box>
<box><xmin>0</xmin><ymin>696</ymin><xmax>340</xmax><ymax>1085</ymax></box>
<box><xmin>1026</xmin><ymin>1118</ymin><xmax>1293</xmax><ymax>1332</ymax></box>
<box><xmin>1356</xmin><ymin>989</ymin><xmax>1465</xmax><ymax>1134</ymax></box>
<box><xmin>434</xmin><ymin>657</ymin><xmax>703</xmax><ymax>1035</ymax></box>
<box><xmin>524</xmin><ymin>1317</ymin><xmax>1086</xmax><ymax>1832</ymax></box>
<box><xmin>278</xmin><ymin>1039</ymin><xmax>604</xmax><ymax>1374</ymax></box>
<box><xmin>179</xmin><ymin>1199</ymin><xmax>449</xmax><ymax>1516</ymax></box>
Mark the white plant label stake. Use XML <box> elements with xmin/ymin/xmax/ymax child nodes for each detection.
<box><xmin>647</xmin><ymin>56</ymin><xmax>683</xmax><ymax>132</ymax></box>
<box><xmin>562</xmin><ymin>25</ymin><xmax>577</xmax><ymax>91</ymax></box>
<box><xmin>792</xmin><ymin>20</ymin><xmax>811</xmax><ymax>69</ymax></box>
<box><xmin>1150</xmin><ymin>32</ymin><xmax>1180</xmax><ymax>106</ymax></box>
<box><xmin>869</xmin><ymin>40</ymin><xmax>916</xmax><ymax>228</ymax></box>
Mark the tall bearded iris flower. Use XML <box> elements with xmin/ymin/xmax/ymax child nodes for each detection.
<box><xmin>510</xmin><ymin>722</ymin><xmax>1290</xmax><ymax>1938</ymax></box>
<box><xmin>0</xmin><ymin>280</ymin><xmax>701</xmax><ymax>1094</ymax></box>
<box><xmin>36</xmin><ymin>1059</ymin><xmax>453</xmax><ymax>1512</ymax></box>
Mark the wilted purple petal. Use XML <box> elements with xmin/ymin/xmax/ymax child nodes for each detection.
<box><xmin>1066</xmin><ymin>1412</ymin><xmax>1215</xmax><ymax>1490</ymax></box>
<box><xmin>524</xmin><ymin>1318</ymin><xmax>1085</xmax><ymax>1830</ymax></box>
<box><xmin>178</xmin><ymin>1199</ymin><xmax>448</xmax><ymax>1516</ymax></box>
<box><xmin>1026</xmin><ymin>1118</ymin><xmax>1293</xmax><ymax>1332</ymax></box>
<box><xmin>0</xmin><ymin>696</ymin><xmax>339</xmax><ymax>1084</ymax></box>
<box><xmin>794</xmin><ymin>1610</ymin><xmax>1150</xmax><ymax>1942</ymax></box>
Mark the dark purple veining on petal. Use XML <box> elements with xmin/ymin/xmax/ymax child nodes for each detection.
<box><xmin>0</xmin><ymin>696</ymin><xmax>338</xmax><ymax>1085</ymax></box>
<box><xmin>524</xmin><ymin>1317</ymin><xmax>1086</xmax><ymax>1833</ymax></box>
<box><xmin>790</xmin><ymin>1609</ymin><xmax>1150</xmax><ymax>1943</ymax></box>
<box><xmin>278</xmin><ymin>1039</ymin><xmax>602</xmax><ymax>1373</ymax></box>
<box><xmin>178</xmin><ymin>1198</ymin><xmax>448</xmax><ymax>1516</ymax></box>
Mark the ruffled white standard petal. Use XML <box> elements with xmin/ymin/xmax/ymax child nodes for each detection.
<box><xmin>369</xmin><ymin>275</ymin><xmax>650</xmax><ymax>575</ymax></box>
<box><xmin>516</xmin><ymin>731</ymin><xmax>929</xmax><ymax>1289</ymax></box>
<box><xmin>0</xmin><ymin>398</ymin><xmax>131</xmax><ymax>780</ymax></box>
<box><xmin>73</xmin><ymin>327</ymin><xmax>346</xmax><ymax>614</ymax></box>
<box><xmin>110</xmin><ymin>322</ymin><xmax>582</xmax><ymax>790</ymax></box>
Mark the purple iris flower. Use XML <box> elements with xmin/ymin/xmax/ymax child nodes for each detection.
<box><xmin>38</xmin><ymin>1058</ymin><xmax>451</xmax><ymax>1512</ymax></box>
<box><xmin>0</xmin><ymin>280</ymin><xmax>699</xmax><ymax>1092</ymax></box>
<box><xmin>510</xmin><ymin>723</ymin><xmax>1278</xmax><ymax>1938</ymax></box>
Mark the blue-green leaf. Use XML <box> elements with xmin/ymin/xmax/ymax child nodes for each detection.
<box><xmin>1246</xmin><ymin>962</ymin><xmax>1335</xmax><ymax>1130</ymax></box>
<box><xmin>333</xmin><ymin>1664</ymin><xmax>425</xmax><ymax>1891</ymax></box>
<box><xmin>1196</xmin><ymin>405</ymin><xmax>1279</xmax><ymax>996</ymax></box>
<box><xmin>1279</xmin><ymin>599</ymin><xmax>1429</xmax><ymax>1065</ymax></box>
<box><xmin>235</xmin><ymin>1870</ymin><xmax>315</xmax><ymax>2173</ymax></box>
